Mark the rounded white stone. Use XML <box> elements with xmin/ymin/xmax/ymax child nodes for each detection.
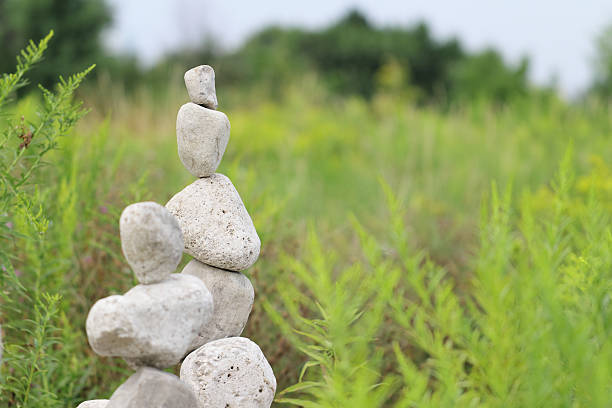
<box><xmin>108</xmin><ymin>367</ymin><xmax>198</xmax><ymax>408</ymax></box>
<box><xmin>182</xmin><ymin>260</ymin><xmax>254</xmax><ymax>350</ymax></box>
<box><xmin>86</xmin><ymin>274</ymin><xmax>213</xmax><ymax>369</ymax></box>
<box><xmin>184</xmin><ymin>65</ymin><xmax>218</xmax><ymax>109</ymax></box>
<box><xmin>120</xmin><ymin>202</ymin><xmax>184</xmax><ymax>284</ymax></box>
<box><xmin>76</xmin><ymin>400</ymin><xmax>108</xmax><ymax>408</ymax></box>
<box><xmin>176</xmin><ymin>103</ymin><xmax>230</xmax><ymax>177</ymax></box>
<box><xmin>166</xmin><ymin>174</ymin><xmax>260</xmax><ymax>271</ymax></box>
<box><xmin>180</xmin><ymin>337</ymin><xmax>276</xmax><ymax>408</ymax></box>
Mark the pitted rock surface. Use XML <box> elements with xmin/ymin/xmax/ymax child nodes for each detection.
<box><xmin>176</xmin><ymin>103</ymin><xmax>229</xmax><ymax>177</ymax></box>
<box><xmin>182</xmin><ymin>259</ymin><xmax>254</xmax><ymax>350</ymax></box>
<box><xmin>184</xmin><ymin>65</ymin><xmax>218</xmax><ymax>109</ymax></box>
<box><xmin>120</xmin><ymin>202</ymin><xmax>183</xmax><ymax>284</ymax></box>
<box><xmin>86</xmin><ymin>274</ymin><xmax>213</xmax><ymax>368</ymax></box>
<box><xmin>166</xmin><ymin>174</ymin><xmax>260</xmax><ymax>271</ymax></box>
<box><xmin>107</xmin><ymin>367</ymin><xmax>198</xmax><ymax>408</ymax></box>
<box><xmin>180</xmin><ymin>337</ymin><xmax>276</xmax><ymax>408</ymax></box>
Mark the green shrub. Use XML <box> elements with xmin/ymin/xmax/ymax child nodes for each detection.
<box><xmin>270</xmin><ymin>150</ymin><xmax>612</xmax><ymax>407</ymax></box>
<box><xmin>0</xmin><ymin>32</ymin><xmax>98</xmax><ymax>408</ymax></box>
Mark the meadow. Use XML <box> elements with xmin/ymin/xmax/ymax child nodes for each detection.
<box><xmin>1</xmin><ymin>39</ymin><xmax>612</xmax><ymax>407</ymax></box>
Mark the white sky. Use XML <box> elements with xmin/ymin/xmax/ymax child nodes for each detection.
<box><xmin>104</xmin><ymin>0</ymin><xmax>612</xmax><ymax>96</ymax></box>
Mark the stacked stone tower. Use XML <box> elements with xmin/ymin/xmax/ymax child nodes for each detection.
<box><xmin>79</xmin><ymin>66</ymin><xmax>276</xmax><ymax>408</ymax></box>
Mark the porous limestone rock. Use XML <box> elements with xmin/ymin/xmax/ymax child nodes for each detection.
<box><xmin>182</xmin><ymin>259</ymin><xmax>254</xmax><ymax>349</ymax></box>
<box><xmin>176</xmin><ymin>103</ymin><xmax>230</xmax><ymax>177</ymax></box>
<box><xmin>180</xmin><ymin>337</ymin><xmax>276</xmax><ymax>408</ymax></box>
<box><xmin>86</xmin><ymin>274</ymin><xmax>213</xmax><ymax>368</ymax></box>
<box><xmin>166</xmin><ymin>174</ymin><xmax>260</xmax><ymax>271</ymax></box>
<box><xmin>107</xmin><ymin>367</ymin><xmax>198</xmax><ymax>408</ymax></box>
<box><xmin>184</xmin><ymin>65</ymin><xmax>218</xmax><ymax>109</ymax></box>
<box><xmin>120</xmin><ymin>202</ymin><xmax>183</xmax><ymax>284</ymax></box>
<box><xmin>76</xmin><ymin>400</ymin><xmax>108</xmax><ymax>408</ymax></box>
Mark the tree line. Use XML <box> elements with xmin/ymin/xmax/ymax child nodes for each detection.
<box><xmin>1</xmin><ymin>0</ymin><xmax>611</xmax><ymax>103</ymax></box>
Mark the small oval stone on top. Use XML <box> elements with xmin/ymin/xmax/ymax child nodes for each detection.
<box><xmin>184</xmin><ymin>65</ymin><xmax>218</xmax><ymax>109</ymax></box>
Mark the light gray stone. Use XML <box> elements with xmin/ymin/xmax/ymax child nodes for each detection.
<box><xmin>108</xmin><ymin>367</ymin><xmax>198</xmax><ymax>408</ymax></box>
<box><xmin>76</xmin><ymin>400</ymin><xmax>108</xmax><ymax>408</ymax></box>
<box><xmin>166</xmin><ymin>174</ymin><xmax>260</xmax><ymax>271</ymax></box>
<box><xmin>180</xmin><ymin>337</ymin><xmax>276</xmax><ymax>408</ymax></box>
<box><xmin>120</xmin><ymin>202</ymin><xmax>183</xmax><ymax>284</ymax></box>
<box><xmin>86</xmin><ymin>274</ymin><xmax>213</xmax><ymax>369</ymax></box>
<box><xmin>184</xmin><ymin>65</ymin><xmax>218</xmax><ymax>109</ymax></box>
<box><xmin>182</xmin><ymin>260</ymin><xmax>254</xmax><ymax>350</ymax></box>
<box><xmin>176</xmin><ymin>103</ymin><xmax>230</xmax><ymax>178</ymax></box>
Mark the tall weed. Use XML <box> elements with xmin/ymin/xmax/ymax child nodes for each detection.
<box><xmin>272</xmin><ymin>150</ymin><xmax>612</xmax><ymax>407</ymax></box>
<box><xmin>0</xmin><ymin>33</ymin><xmax>98</xmax><ymax>407</ymax></box>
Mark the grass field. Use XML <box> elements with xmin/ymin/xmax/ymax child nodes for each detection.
<box><xmin>2</xmin><ymin>59</ymin><xmax>612</xmax><ymax>406</ymax></box>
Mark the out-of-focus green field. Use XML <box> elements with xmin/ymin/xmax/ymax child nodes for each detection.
<box><xmin>4</xmin><ymin>73</ymin><xmax>612</xmax><ymax>406</ymax></box>
<box><xmin>80</xmin><ymin>80</ymin><xmax>612</xmax><ymax>264</ymax></box>
<box><xmin>81</xmin><ymin>79</ymin><xmax>611</xmax><ymax>378</ymax></box>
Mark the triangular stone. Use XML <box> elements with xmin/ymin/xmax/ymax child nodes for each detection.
<box><xmin>166</xmin><ymin>174</ymin><xmax>260</xmax><ymax>271</ymax></box>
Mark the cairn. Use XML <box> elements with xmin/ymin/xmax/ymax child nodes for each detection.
<box><xmin>79</xmin><ymin>66</ymin><xmax>276</xmax><ymax>408</ymax></box>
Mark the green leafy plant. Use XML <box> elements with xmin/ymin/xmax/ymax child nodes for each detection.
<box><xmin>0</xmin><ymin>32</ymin><xmax>95</xmax><ymax>408</ymax></box>
<box><xmin>270</xmin><ymin>150</ymin><xmax>612</xmax><ymax>407</ymax></box>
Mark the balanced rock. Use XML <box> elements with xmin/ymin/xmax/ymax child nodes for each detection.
<box><xmin>184</xmin><ymin>65</ymin><xmax>218</xmax><ymax>109</ymax></box>
<box><xmin>120</xmin><ymin>202</ymin><xmax>183</xmax><ymax>284</ymax></box>
<box><xmin>76</xmin><ymin>401</ymin><xmax>108</xmax><ymax>408</ymax></box>
<box><xmin>177</xmin><ymin>103</ymin><xmax>230</xmax><ymax>177</ymax></box>
<box><xmin>108</xmin><ymin>367</ymin><xmax>198</xmax><ymax>408</ymax></box>
<box><xmin>180</xmin><ymin>337</ymin><xmax>276</xmax><ymax>408</ymax></box>
<box><xmin>86</xmin><ymin>274</ymin><xmax>213</xmax><ymax>368</ymax></box>
<box><xmin>166</xmin><ymin>174</ymin><xmax>260</xmax><ymax>271</ymax></box>
<box><xmin>182</xmin><ymin>259</ymin><xmax>254</xmax><ymax>350</ymax></box>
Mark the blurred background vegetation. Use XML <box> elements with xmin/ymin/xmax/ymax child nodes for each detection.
<box><xmin>3</xmin><ymin>0</ymin><xmax>612</xmax><ymax>103</ymax></box>
<box><xmin>0</xmin><ymin>0</ymin><xmax>552</xmax><ymax>104</ymax></box>
<box><xmin>1</xmin><ymin>1</ymin><xmax>612</xmax><ymax>407</ymax></box>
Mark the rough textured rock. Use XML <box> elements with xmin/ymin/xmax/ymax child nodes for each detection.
<box><xmin>86</xmin><ymin>274</ymin><xmax>213</xmax><ymax>368</ymax></box>
<box><xmin>77</xmin><ymin>401</ymin><xmax>108</xmax><ymax>408</ymax></box>
<box><xmin>184</xmin><ymin>65</ymin><xmax>218</xmax><ymax>109</ymax></box>
<box><xmin>108</xmin><ymin>367</ymin><xmax>198</xmax><ymax>408</ymax></box>
<box><xmin>182</xmin><ymin>260</ymin><xmax>254</xmax><ymax>349</ymax></box>
<box><xmin>166</xmin><ymin>174</ymin><xmax>260</xmax><ymax>271</ymax></box>
<box><xmin>180</xmin><ymin>337</ymin><xmax>276</xmax><ymax>408</ymax></box>
<box><xmin>176</xmin><ymin>103</ymin><xmax>230</xmax><ymax>177</ymax></box>
<box><xmin>120</xmin><ymin>202</ymin><xmax>184</xmax><ymax>284</ymax></box>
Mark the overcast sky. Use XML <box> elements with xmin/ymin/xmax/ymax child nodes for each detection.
<box><xmin>104</xmin><ymin>0</ymin><xmax>612</xmax><ymax>96</ymax></box>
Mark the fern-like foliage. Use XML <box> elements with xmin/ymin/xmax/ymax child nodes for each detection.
<box><xmin>269</xmin><ymin>148</ymin><xmax>612</xmax><ymax>407</ymax></box>
<box><xmin>0</xmin><ymin>32</ymin><xmax>94</xmax><ymax>408</ymax></box>
<box><xmin>0</xmin><ymin>32</ymin><xmax>53</xmax><ymax>110</ymax></box>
